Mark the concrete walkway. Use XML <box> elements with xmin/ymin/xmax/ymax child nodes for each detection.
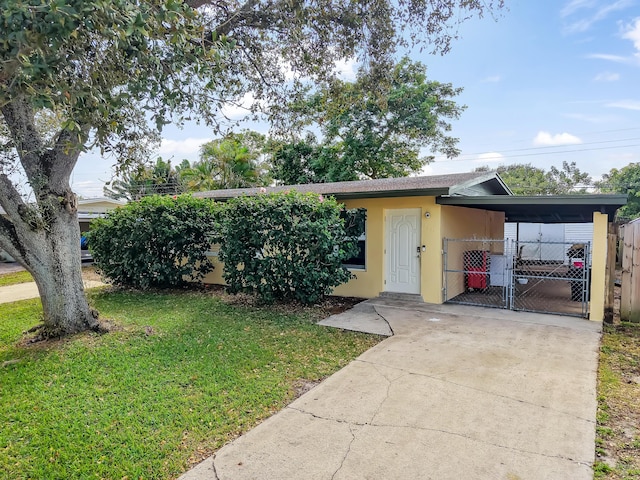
<box><xmin>180</xmin><ymin>299</ymin><xmax>601</xmax><ymax>480</ymax></box>
<box><xmin>0</xmin><ymin>280</ymin><xmax>106</xmax><ymax>304</ymax></box>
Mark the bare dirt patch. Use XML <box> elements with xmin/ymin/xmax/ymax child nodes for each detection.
<box><xmin>198</xmin><ymin>283</ymin><xmax>364</xmax><ymax>318</ymax></box>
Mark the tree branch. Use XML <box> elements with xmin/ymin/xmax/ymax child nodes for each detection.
<box><xmin>43</xmin><ymin>127</ymin><xmax>87</xmax><ymax>193</ymax></box>
<box><xmin>0</xmin><ymin>173</ymin><xmax>27</xmax><ymax>226</ymax></box>
<box><xmin>0</xmin><ymin>96</ymin><xmax>45</xmax><ymax>181</ymax></box>
<box><xmin>0</xmin><ymin>215</ymin><xmax>25</xmax><ymax>264</ymax></box>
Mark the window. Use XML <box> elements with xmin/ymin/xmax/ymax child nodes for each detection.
<box><xmin>342</xmin><ymin>210</ymin><xmax>366</xmax><ymax>270</ymax></box>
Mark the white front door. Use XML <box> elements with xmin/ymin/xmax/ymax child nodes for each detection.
<box><xmin>385</xmin><ymin>209</ymin><xmax>421</xmax><ymax>294</ymax></box>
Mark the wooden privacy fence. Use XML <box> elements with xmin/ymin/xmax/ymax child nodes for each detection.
<box><xmin>620</xmin><ymin>219</ymin><xmax>640</xmax><ymax>323</ymax></box>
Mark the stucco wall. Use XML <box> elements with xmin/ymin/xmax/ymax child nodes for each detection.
<box><xmin>589</xmin><ymin>212</ymin><xmax>608</xmax><ymax>321</ymax></box>
<box><xmin>201</xmin><ymin>248</ymin><xmax>226</xmax><ymax>285</ymax></box>
<box><xmin>200</xmin><ymin>198</ymin><xmax>505</xmax><ymax>304</ymax></box>
<box><xmin>332</xmin><ymin>196</ymin><xmax>438</xmax><ymax>299</ymax></box>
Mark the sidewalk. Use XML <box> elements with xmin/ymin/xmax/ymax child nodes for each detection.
<box><xmin>0</xmin><ymin>280</ymin><xmax>106</xmax><ymax>304</ymax></box>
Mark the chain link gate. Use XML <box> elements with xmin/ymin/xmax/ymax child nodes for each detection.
<box><xmin>443</xmin><ymin>238</ymin><xmax>513</xmax><ymax>309</ymax></box>
<box><xmin>443</xmin><ymin>238</ymin><xmax>590</xmax><ymax>318</ymax></box>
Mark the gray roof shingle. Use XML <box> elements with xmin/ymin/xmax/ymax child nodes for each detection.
<box><xmin>193</xmin><ymin>172</ymin><xmax>511</xmax><ymax>200</ymax></box>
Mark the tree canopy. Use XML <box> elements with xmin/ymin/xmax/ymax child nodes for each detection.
<box><xmin>596</xmin><ymin>163</ymin><xmax>640</xmax><ymax>220</ymax></box>
<box><xmin>181</xmin><ymin>131</ymin><xmax>270</xmax><ymax>190</ymax></box>
<box><xmin>0</xmin><ymin>0</ymin><xmax>504</xmax><ymax>336</ymax></box>
<box><xmin>476</xmin><ymin>162</ymin><xmax>593</xmax><ymax>195</ymax></box>
<box><xmin>270</xmin><ymin>57</ymin><xmax>464</xmax><ymax>183</ymax></box>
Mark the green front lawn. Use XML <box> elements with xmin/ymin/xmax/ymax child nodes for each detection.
<box><xmin>0</xmin><ymin>291</ymin><xmax>380</xmax><ymax>480</ymax></box>
<box><xmin>0</xmin><ymin>270</ymin><xmax>33</xmax><ymax>287</ymax></box>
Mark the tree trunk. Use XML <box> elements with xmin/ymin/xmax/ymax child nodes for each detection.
<box><xmin>6</xmin><ymin>196</ymin><xmax>101</xmax><ymax>337</ymax></box>
<box><xmin>0</xmin><ymin>95</ymin><xmax>101</xmax><ymax>338</ymax></box>
<box><xmin>28</xmin><ymin>206</ymin><xmax>100</xmax><ymax>337</ymax></box>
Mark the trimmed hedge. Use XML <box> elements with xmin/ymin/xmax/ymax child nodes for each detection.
<box><xmin>216</xmin><ymin>191</ymin><xmax>365</xmax><ymax>304</ymax></box>
<box><xmin>88</xmin><ymin>195</ymin><xmax>219</xmax><ymax>289</ymax></box>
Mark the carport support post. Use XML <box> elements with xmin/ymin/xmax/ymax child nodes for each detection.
<box><xmin>589</xmin><ymin>212</ymin><xmax>609</xmax><ymax>321</ymax></box>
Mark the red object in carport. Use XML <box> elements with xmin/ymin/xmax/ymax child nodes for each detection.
<box><xmin>464</xmin><ymin>250</ymin><xmax>489</xmax><ymax>290</ymax></box>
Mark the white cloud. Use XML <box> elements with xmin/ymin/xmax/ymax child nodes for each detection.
<box><xmin>562</xmin><ymin>0</ymin><xmax>634</xmax><ymax>34</ymax></box>
<box><xmin>482</xmin><ymin>75</ymin><xmax>502</xmax><ymax>83</ymax></box>
<box><xmin>606</xmin><ymin>99</ymin><xmax>640</xmax><ymax>110</ymax></box>
<box><xmin>221</xmin><ymin>92</ymin><xmax>257</xmax><ymax>119</ymax></box>
<box><xmin>587</xmin><ymin>53</ymin><xmax>631</xmax><ymax>63</ymax></box>
<box><xmin>334</xmin><ymin>58</ymin><xmax>357</xmax><ymax>81</ymax></box>
<box><xmin>564</xmin><ymin>112</ymin><xmax>619</xmax><ymax>123</ymax></box>
<box><xmin>533</xmin><ymin>131</ymin><xmax>583</xmax><ymax>146</ymax></box>
<box><xmin>474</xmin><ymin>152</ymin><xmax>505</xmax><ymax>163</ymax></box>
<box><xmin>622</xmin><ymin>17</ymin><xmax>640</xmax><ymax>56</ymax></box>
<box><xmin>73</xmin><ymin>180</ymin><xmax>105</xmax><ymax>199</ymax></box>
<box><xmin>158</xmin><ymin>137</ymin><xmax>210</xmax><ymax>156</ymax></box>
<box><xmin>561</xmin><ymin>0</ymin><xmax>595</xmax><ymax>18</ymax></box>
<box><xmin>279</xmin><ymin>57</ymin><xmax>358</xmax><ymax>82</ymax></box>
<box><xmin>594</xmin><ymin>71</ymin><xmax>620</xmax><ymax>81</ymax></box>
<box><xmin>587</xmin><ymin>17</ymin><xmax>640</xmax><ymax>65</ymax></box>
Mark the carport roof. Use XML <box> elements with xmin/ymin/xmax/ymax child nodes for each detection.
<box><xmin>437</xmin><ymin>194</ymin><xmax>628</xmax><ymax>223</ymax></box>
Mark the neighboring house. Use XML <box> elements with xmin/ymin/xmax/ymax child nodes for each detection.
<box><xmin>77</xmin><ymin>198</ymin><xmax>126</xmax><ymax>261</ymax></box>
<box><xmin>76</xmin><ymin>197</ymin><xmax>126</xmax><ymax>234</ymax></box>
<box><xmin>0</xmin><ymin>197</ymin><xmax>125</xmax><ymax>262</ymax></box>
<box><xmin>195</xmin><ymin>172</ymin><xmax>626</xmax><ymax>322</ymax></box>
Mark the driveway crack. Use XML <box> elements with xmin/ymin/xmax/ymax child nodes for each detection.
<box><xmin>209</xmin><ymin>454</ymin><xmax>220</xmax><ymax>480</ymax></box>
<box><xmin>362</xmin><ymin>422</ymin><xmax>593</xmax><ymax>466</ymax></box>
<box><xmin>331</xmin><ymin>424</ymin><xmax>356</xmax><ymax>480</ymax></box>
<box><xmin>284</xmin><ymin>406</ymin><xmax>591</xmax><ymax>468</ymax></box>
<box><xmin>353</xmin><ymin>359</ymin><xmax>595</xmax><ymax>424</ymax></box>
<box><xmin>373</xmin><ymin>306</ymin><xmax>394</xmax><ymax>335</ymax></box>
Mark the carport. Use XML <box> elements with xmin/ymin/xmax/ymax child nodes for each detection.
<box><xmin>437</xmin><ymin>194</ymin><xmax>627</xmax><ymax>320</ymax></box>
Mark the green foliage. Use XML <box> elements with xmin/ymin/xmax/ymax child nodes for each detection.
<box><xmin>104</xmin><ymin>157</ymin><xmax>186</xmax><ymax>201</ymax></box>
<box><xmin>547</xmin><ymin>161</ymin><xmax>592</xmax><ymax>194</ymax></box>
<box><xmin>268</xmin><ymin>138</ymin><xmax>322</xmax><ymax>185</ymax></box>
<box><xmin>217</xmin><ymin>191</ymin><xmax>365</xmax><ymax>303</ymax></box>
<box><xmin>476</xmin><ymin>162</ymin><xmax>593</xmax><ymax>195</ymax></box>
<box><xmin>180</xmin><ymin>131</ymin><xmax>270</xmax><ymax>191</ymax></box>
<box><xmin>596</xmin><ymin>163</ymin><xmax>640</xmax><ymax>220</ymax></box>
<box><xmin>272</xmin><ymin>58</ymin><xmax>464</xmax><ymax>183</ymax></box>
<box><xmin>88</xmin><ymin>195</ymin><xmax>219</xmax><ymax>289</ymax></box>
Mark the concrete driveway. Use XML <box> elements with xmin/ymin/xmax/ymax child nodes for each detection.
<box><xmin>180</xmin><ymin>299</ymin><xmax>601</xmax><ymax>480</ymax></box>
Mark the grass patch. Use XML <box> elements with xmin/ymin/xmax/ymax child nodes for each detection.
<box><xmin>0</xmin><ymin>290</ymin><xmax>381</xmax><ymax>479</ymax></box>
<box><xmin>595</xmin><ymin>322</ymin><xmax>640</xmax><ymax>479</ymax></box>
<box><xmin>0</xmin><ymin>270</ymin><xmax>33</xmax><ymax>287</ymax></box>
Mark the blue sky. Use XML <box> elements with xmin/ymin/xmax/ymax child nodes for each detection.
<box><xmin>71</xmin><ymin>0</ymin><xmax>640</xmax><ymax>197</ymax></box>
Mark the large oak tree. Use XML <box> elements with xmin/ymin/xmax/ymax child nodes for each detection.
<box><xmin>0</xmin><ymin>0</ymin><xmax>503</xmax><ymax>337</ymax></box>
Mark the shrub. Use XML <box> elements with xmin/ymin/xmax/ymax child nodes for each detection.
<box><xmin>216</xmin><ymin>191</ymin><xmax>365</xmax><ymax>304</ymax></box>
<box><xmin>88</xmin><ymin>195</ymin><xmax>219</xmax><ymax>289</ymax></box>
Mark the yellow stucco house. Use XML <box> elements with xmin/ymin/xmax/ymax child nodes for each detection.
<box><xmin>195</xmin><ymin>172</ymin><xmax>626</xmax><ymax>322</ymax></box>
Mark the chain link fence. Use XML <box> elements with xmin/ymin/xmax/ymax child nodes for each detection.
<box><xmin>443</xmin><ymin>238</ymin><xmax>590</xmax><ymax>318</ymax></box>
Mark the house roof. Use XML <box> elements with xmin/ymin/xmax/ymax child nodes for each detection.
<box><xmin>437</xmin><ymin>194</ymin><xmax>628</xmax><ymax>223</ymax></box>
<box><xmin>78</xmin><ymin>197</ymin><xmax>126</xmax><ymax>207</ymax></box>
<box><xmin>194</xmin><ymin>172</ymin><xmax>512</xmax><ymax>201</ymax></box>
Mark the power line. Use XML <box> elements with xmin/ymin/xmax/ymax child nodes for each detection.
<box><xmin>456</xmin><ymin>136</ymin><xmax>640</xmax><ymax>157</ymax></box>
<box><xmin>435</xmin><ymin>143</ymin><xmax>640</xmax><ymax>163</ymax></box>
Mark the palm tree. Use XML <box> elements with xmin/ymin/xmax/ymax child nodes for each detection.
<box><xmin>180</xmin><ymin>131</ymin><xmax>270</xmax><ymax>191</ymax></box>
<box><xmin>104</xmin><ymin>157</ymin><xmax>184</xmax><ymax>201</ymax></box>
